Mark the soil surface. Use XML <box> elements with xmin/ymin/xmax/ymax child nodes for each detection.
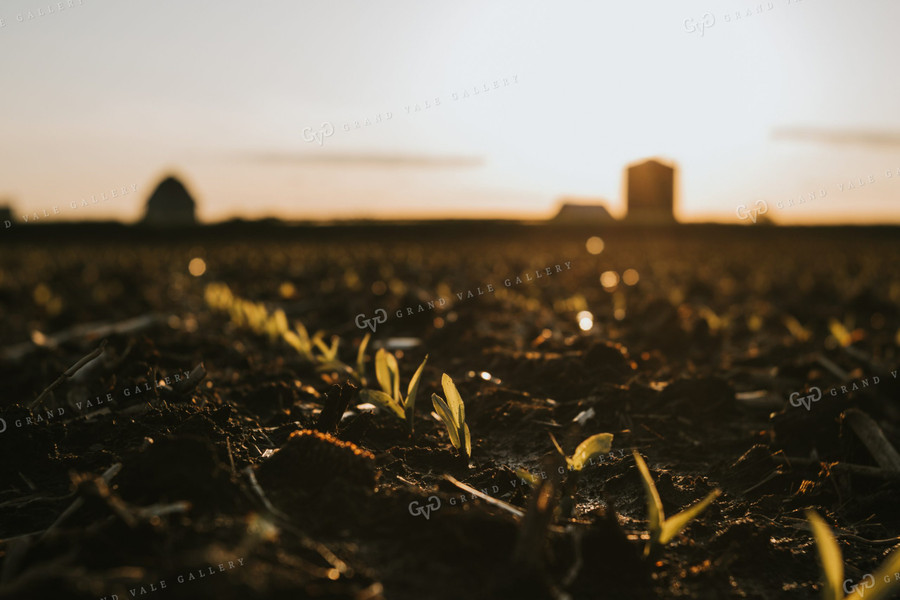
<box><xmin>0</xmin><ymin>224</ymin><xmax>898</xmax><ymax>600</ymax></box>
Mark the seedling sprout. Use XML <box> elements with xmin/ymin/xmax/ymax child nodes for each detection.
<box><xmin>633</xmin><ymin>451</ymin><xmax>721</xmax><ymax>557</ymax></box>
<box><xmin>431</xmin><ymin>373</ymin><xmax>472</xmax><ymax>459</ymax></box>
<box><xmin>358</xmin><ymin>348</ymin><xmax>428</xmax><ymax>433</ymax></box>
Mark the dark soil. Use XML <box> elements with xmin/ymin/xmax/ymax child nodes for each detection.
<box><xmin>0</xmin><ymin>224</ymin><xmax>898</xmax><ymax>599</ymax></box>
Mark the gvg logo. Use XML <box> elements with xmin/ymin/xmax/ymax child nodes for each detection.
<box><xmin>301</xmin><ymin>122</ymin><xmax>334</xmax><ymax>146</ymax></box>
<box><xmin>789</xmin><ymin>386</ymin><xmax>822</xmax><ymax>411</ymax></box>
<box><xmin>683</xmin><ymin>13</ymin><xmax>715</xmax><ymax>36</ymax></box>
<box><xmin>355</xmin><ymin>309</ymin><xmax>387</xmax><ymax>333</ymax></box>
<box><xmin>844</xmin><ymin>574</ymin><xmax>875</xmax><ymax>597</ymax></box>
<box><xmin>408</xmin><ymin>496</ymin><xmax>441</xmax><ymax>520</ymax></box>
<box><xmin>736</xmin><ymin>200</ymin><xmax>768</xmax><ymax>223</ymax></box>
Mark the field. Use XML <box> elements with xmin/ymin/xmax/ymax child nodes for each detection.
<box><xmin>0</xmin><ymin>223</ymin><xmax>899</xmax><ymax>600</ymax></box>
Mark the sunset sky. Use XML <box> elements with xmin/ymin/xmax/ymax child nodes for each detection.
<box><xmin>1</xmin><ymin>0</ymin><xmax>899</xmax><ymax>224</ymax></box>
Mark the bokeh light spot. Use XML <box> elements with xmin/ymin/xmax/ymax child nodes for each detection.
<box><xmin>188</xmin><ymin>257</ymin><xmax>207</xmax><ymax>277</ymax></box>
<box><xmin>577</xmin><ymin>310</ymin><xmax>594</xmax><ymax>331</ymax></box>
<box><xmin>279</xmin><ymin>282</ymin><xmax>296</xmax><ymax>298</ymax></box>
<box><xmin>600</xmin><ymin>271</ymin><xmax>619</xmax><ymax>289</ymax></box>
<box><xmin>586</xmin><ymin>236</ymin><xmax>605</xmax><ymax>255</ymax></box>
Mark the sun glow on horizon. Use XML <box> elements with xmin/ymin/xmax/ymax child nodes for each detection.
<box><xmin>0</xmin><ymin>0</ymin><xmax>899</xmax><ymax>225</ymax></box>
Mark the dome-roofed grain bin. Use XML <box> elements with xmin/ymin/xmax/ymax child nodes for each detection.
<box><xmin>142</xmin><ymin>175</ymin><xmax>197</xmax><ymax>226</ymax></box>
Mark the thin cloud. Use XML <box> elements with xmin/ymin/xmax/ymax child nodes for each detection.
<box><xmin>244</xmin><ymin>152</ymin><xmax>484</xmax><ymax>168</ymax></box>
<box><xmin>772</xmin><ymin>126</ymin><xmax>900</xmax><ymax>147</ymax></box>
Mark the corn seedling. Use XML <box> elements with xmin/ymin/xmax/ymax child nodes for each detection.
<box><xmin>204</xmin><ymin>282</ymin><xmax>354</xmax><ymax>371</ymax></box>
<box><xmin>283</xmin><ymin>321</ymin><xmax>315</xmax><ymax>362</ymax></box>
<box><xmin>549</xmin><ymin>432</ymin><xmax>615</xmax><ymax>471</ymax></box>
<box><xmin>515</xmin><ymin>468</ymin><xmax>540</xmax><ymax>487</ymax></box>
<box><xmin>633</xmin><ymin>451</ymin><xmax>721</xmax><ymax>557</ymax></box>
<box><xmin>431</xmin><ymin>374</ymin><xmax>472</xmax><ymax>459</ymax></box>
<box><xmin>545</xmin><ymin>433</ymin><xmax>614</xmax><ymax>520</ymax></box>
<box><xmin>808</xmin><ymin>510</ymin><xmax>900</xmax><ymax>600</ymax></box>
<box><xmin>312</xmin><ymin>331</ymin><xmax>346</xmax><ymax>372</ymax></box>
<box><xmin>358</xmin><ymin>348</ymin><xmax>428</xmax><ymax>433</ymax></box>
<box><xmin>354</xmin><ymin>333</ymin><xmax>371</xmax><ymax>386</ymax></box>
<box><xmin>207</xmin><ymin>283</ymin><xmax>313</xmax><ymax>360</ymax></box>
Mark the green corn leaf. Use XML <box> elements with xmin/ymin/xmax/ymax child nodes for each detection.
<box><xmin>516</xmin><ymin>468</ymin><xmax>538</xmax><ymax>487</ymax></box>
<box><xmin>312</xmin><ymin>332</ymin><xmax>329</xmax><ymax>356</ymax></box>
<box><xmin>288</xmin><ymin>323</ymin><xmax>314</xmax><ymax>361</ymax></box>
<box><xmin>633</xmin><ymin>451</ymin><xmax>664</xmax><ymax>543</ymax></box>
<box><xmin>240</xmin><ymin>301</ymin><xmax>253</xmax><ymax>321</ymax></box>
<box><xmin>568</xmin><ymin>433</ymin><xmax>614</xmax><ymax>471</ymax></box>
<box><xmin>327</xmin><ymin>337</ymin><xmax>340</xmax><ymax>361</ymax></box>
<box><xmin>375</xmin><ymin>349</ymin><xmax>394</xmax><ymax>397</ymax></box>
<box><xmin>273</xmin><ymin>309</ymin><xmax>289</xmax><ymax>334</ymax></box>
<box><xmin>405</xmin><ymin>355</ymin><xmax>428</xmax><ymax>407</ymax></box>
<box><xmin>283</xmin><ymin>331</ymin><xmax>309</xmax><ymax>359</ymax></box>
<box><xmin>432</xmin><ymin>393</ymin><xmax>461</xmax><ymax>449</ymax></box>
<box><xmin>313</xmin><ymin>337</ymin><xmax>341</xmax><ymax>366</ymax></box>
<box><xmin>658</xmin><ymin>488</ymin><xmax>721</xmax><ymax>544</ymax></box>
<box><xmin>356</xmin><ymin>333</ymin><xmax>371</xmax><ymax>385</ymax></box>
<box><xmin>441</xmin><ymin>374</ymin><xmax>464</xmax><ymax>427</ymax></box>
<box><xmin>807</xmin><ymin>511</ymin><xmax>844</xmax><ymax>600</ymax></box>
<box><xmin>404</xmin><ymin>355</ymin><xmax>428</xmax><ymax>431</ymax></box>
<box><xmin>360</xmin><ymin>389</ymin><xmax>405</xmax><ymax>420</ymax></box>
<box><xmin>296</xmin><ymin>322</ymin><xmax>311</xmax><ymax>349</ymax></box>
<box><xmin>462</xmin><ymin>423</ymin><xmax>472</xmax><ymax>458</ymax></box>
<box><xmin>386</xmin><ymin>351</ymin><xmax>400</xmax><ymax>403</ymax></box>
<box><xmin>265</xmin><ymin>314</ymin><xmax>281</xmax><ymax>341</ymax></box>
